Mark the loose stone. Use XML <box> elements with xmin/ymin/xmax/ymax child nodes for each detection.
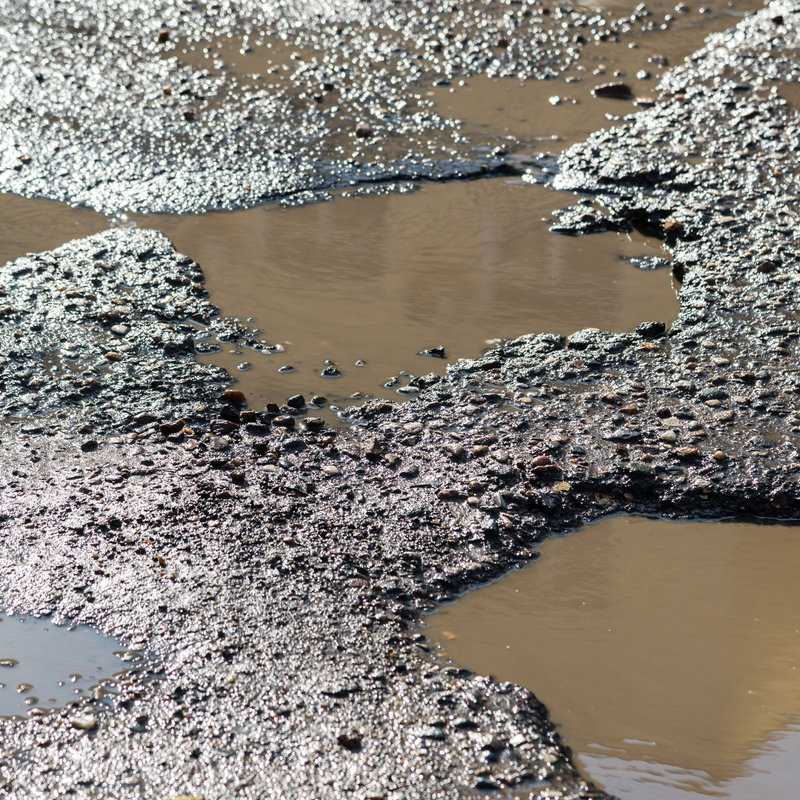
<box><xmin>593</xmin><ymin>82</ymin><xmax>633</xmax><ymax>99</ymax></box>
<box><xmin>364</xmin><ymin>439</ymin><xmax>384</xmax><ymax>461</ymax></box>
<box><xmin>159</xmin><ymin>419</ymin><xmax>185</xmax><ymax>436</ymax></box>
<box><xmin>337</xmin><ymin>730</ymin><xmax>363</xmax><ymax>749</ymax></box>
<box><xmin>418</xmin><ymin>345</ymin><xmax>447</xmax><ymax>359</ymax></box>
<box><xmin>675</xmin><ymin>446</ymin><xmax>700</xmax><ymax>458</ymax></box>
<box><xmin>223</xmin><ymin>390</ymin><xmax>247</xmax><ymax>404</ymax></box>
<box><xmin>71</xmin><ymin>715</ymin><xmax>97</xmax><ymax>731</ymax></box>
<box><xmin>444</xmin><ymin>443</ymin><xmax>465</xmax><ymax>460</ymax></box>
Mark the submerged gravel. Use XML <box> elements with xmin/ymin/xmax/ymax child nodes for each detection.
<box><xmin>0</xmin><ymin>2</ymin><xmax>799</xmax><ymax>799</ymax></box>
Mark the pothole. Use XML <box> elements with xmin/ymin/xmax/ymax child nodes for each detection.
<box><xmin>0</xmin><ymin>613</ymin><xmax>149</xmax><ymax>719</ymax></box>
<box><xmin>428</xmin><ymin>515</ymin><xmax>800</xmax><ymax>799</ymax></box>
<box><xmin>127</xmin><ymin>177</ymin><xmax>676</xmax><ymax>415</ymax></box>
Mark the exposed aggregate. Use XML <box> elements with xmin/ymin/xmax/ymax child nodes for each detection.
<box><xmin>1</xmin><ymin>0</ymin><xmax>678</xmax><ymax>213</ymax></box>
<box><xmin>1</xmin><ymin>2</ymin><xmax>799</xmax><ymax>799</ymax></box>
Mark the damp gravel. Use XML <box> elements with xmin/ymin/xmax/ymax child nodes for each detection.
<box><xmin>0</xmin><ymin>0</ymin><xmax>757</xmax><ymax>213</ymax></box>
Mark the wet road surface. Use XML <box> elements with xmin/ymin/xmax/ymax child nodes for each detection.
<box><xmin>0</xmin><ymin>2</ymin><xmax>797</xmax><ymax>799</ymax></box>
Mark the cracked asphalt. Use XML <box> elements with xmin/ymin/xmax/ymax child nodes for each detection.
<box><xmin>1</xmin><ymin>1</ymin><xmax>799</xmax><ymax>799</ymax></box>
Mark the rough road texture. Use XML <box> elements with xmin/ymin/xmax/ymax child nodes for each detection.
<box><xmin>0</xmin><ymin>228</ymin><xmax>237</xmax><ymax>432</ymax></box>
<box><xmin>1</xmin><ymin>2</ymin><xmax>800</xmax><ymax>799</ymax></box>
<box><xmin>0</xmin><ymin>0</ymin><xmax>668</xmax><ymax>213</ymax></box>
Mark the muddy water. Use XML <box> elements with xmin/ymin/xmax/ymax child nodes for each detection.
<box><xmin>0</xmin><ymin>614</ymin><xmax>146</xmax><ymax>718</ymax></box>
<box><xmin>126</xmin><ymin>180</ymin><xmax>674</xmax><ymax>408</ymax></box>
<box><xmin>428</xmin><ymin>516</ymin><xmax>800</xmax><ymax>799</ymax></box>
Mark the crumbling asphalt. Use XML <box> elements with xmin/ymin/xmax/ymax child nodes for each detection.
<box><xmin>1</xmin><ymin>1</ymin><xmax>800</xmax><ymax>799</ymax></box>
<box><xmin>0</xmin><ymin>0</ymin><xmax>680</xmax><ymax>214</ymax></box>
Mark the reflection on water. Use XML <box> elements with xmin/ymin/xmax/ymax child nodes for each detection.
<box><xmin>0</xmin><ymin>613</ymin><xmax>143</xmax><ymax>718</ymax></box>
<box><xmin>428</xmin><ymin>516</ymin><xmax>800</xmax><ymax>799</ymax></box>
<box><xmin>130</xmin><ymin>179</ymin><xmax>675</xmax><ymax>408</ymax></box>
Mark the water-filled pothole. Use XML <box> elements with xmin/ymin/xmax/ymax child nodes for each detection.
<box><xmin>0</xmin><ymin>613</ymin><xmax>148</xmax><ymax>719</ymax></box>
<box><xmin>0</xmin><ymin>182</ymin><xmax>675</xmax><ymax>421</ymax></box>
<box><xmin>428</xmin><ymin>515</ymin><xmax>800</xmax><ymax>799</ymax></box>
<box><xmin>128</xmin><ymin>178</ymin><xmax>676</xmax><ymax>410</ymax></box>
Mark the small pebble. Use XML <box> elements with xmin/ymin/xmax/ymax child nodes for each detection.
<box><xmin>675</xmin><ymin>446</ymin><xmax>700</xmax><ymax>458</ymax></box>
<box><xmin>593</xmin><ymin>82</ymin><xmax>633</xmax><ymax>99</ymax></box>
<box><xmin>71</xmin><ymin>715</ymin><xmax>97</xmax><ymax>731</ymax></box>
<box><xmin>337</xmin><ymin>730</ymin><xmax>362</xmax><ymax>749</ymax></box>
<box><xmin>443</xmin><ymin>443</ymin><xmax>465</xmax><ymax>459</ymax></box>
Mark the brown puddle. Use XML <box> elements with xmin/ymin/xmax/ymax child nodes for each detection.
<box><xmin>428</xmin><ymin>516</ymin><xmax>800</xmax><ymax>799</ymax></box>
<box><xmin>0</xmin><ymin>194</ymin><xmax>106</xmax><ymax>263</ymax></box>
<box><xmin>126</xmin><ymin>179</ymin><xmax>675</xmax><ymax>409</ymax></box>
